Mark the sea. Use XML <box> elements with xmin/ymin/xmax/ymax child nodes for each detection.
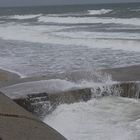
<box><xmin>0</xmin><ymin>2</ymin><xmax>140</xmax><ymax>140</ymax></box>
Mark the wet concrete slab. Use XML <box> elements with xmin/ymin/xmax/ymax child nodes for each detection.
<box><xmin>102</xmin><ymin>65</ymin><xmax>140</xmax><ymax>81</ymax></box>
<box><xmin>0</xmin><ymin>92</ymin><xmax>66</xmax><ymax>140</ymax></box>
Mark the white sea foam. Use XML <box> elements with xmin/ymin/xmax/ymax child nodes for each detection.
<box><xmin>131</xmin><ymin>9</ymin><xmax>140</xmax><ymax>12</ymax></box>
<box><xmin>1</xmin><ymin>79</ymin><xmax>77</xmax><ymax>98</ymax></box>
<box><xmin>8</xmin><ymin>14</ymin><xmax>42</xmax><ymax>20</ymax></box>
<box><xmin>88</xmin><ymin>9</ymin><xmax>112</xmax><ymax>15</ymax></box>
<box><xmin>54</xmin><ymin>31</ymin><xmax>140</xmax><ymax>40</ymax></box>
<box><xmin>44</xmin><ymin>97</ymin><xmax>140</xmax><ymax>140</ymax></box>
<box><xmin>38</xmin><ymin>16</ymin><xmax>140</xmax><ymax>26</ymax></box>
<box><xmin>0</xmin><ymin>23</ymin><xmax>140</xmax><ymax>52</ymax></box>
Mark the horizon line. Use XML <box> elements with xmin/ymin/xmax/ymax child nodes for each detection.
<box><xmin>0</xmin><ymin>1</ymin><xmax>140</xmax><ymax>8</ymax></box>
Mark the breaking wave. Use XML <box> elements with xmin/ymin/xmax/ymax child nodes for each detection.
<box><xmin>88</xmin><ymin>9</ymin><xmax>112</xmax><ymax>15</ymax></box>
<box><xmin>2</xmin><ymin>14</ymin><xmax>42</xmax><ymax>20</ymax></box>
<box><xmin>54</xmin><ymin>31</ymin><xmax>140</xmax><ymax>40</ymax></box>
<box><xmin>38</xmin><ymin>16</ymin><xmax>140</xmax><ymax>26</ymax></box>
<box><xmin>0</xmin><ymin>23</ymin><xmax>140</xmax><ymax>52</ymax></box>
<box><xmin>44</xmin><ymin>96</ymin><xmax>140</xmax><ymax>140</ymax></box>
<box><xmin>1</xmin><ymin>71</ymin><xmax>115</xmax><ymax>99</ymax></box>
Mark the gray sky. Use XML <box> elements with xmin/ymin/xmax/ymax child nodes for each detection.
<box><xmin>0</xmin><ymin>0</ymin><xmax>140</xmax><ymax>7</ymax></box>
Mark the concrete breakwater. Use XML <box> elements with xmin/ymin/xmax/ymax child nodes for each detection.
<box><xmin>12</xmin><ymin>81</ymin><xmax>140</xmax><ymax>118</ymax></box>
<box><xmin>1</xmin><ymin>65</ymin><xmax>140</xmax><ymax>119</ymax></box>
<box><xmin>0</xmin><ymin>92</ymin><xmax>67</xmax><ymax>140</ymax></box>
<box><xmin>0</xmin><ymin>65</ymin><xmax>140</xmax><ymax>137</ymax></box>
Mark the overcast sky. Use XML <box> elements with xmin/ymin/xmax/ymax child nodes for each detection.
<box><xmin>0</xmin><ymin>0</ymin><xmax>139</xmax><ymax>7</ymax></box>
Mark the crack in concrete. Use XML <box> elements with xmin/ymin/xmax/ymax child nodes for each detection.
<box><xmin>0</xmin><ymin>113</ymin><xmax>41</xmax><ymax>124</ymax></box>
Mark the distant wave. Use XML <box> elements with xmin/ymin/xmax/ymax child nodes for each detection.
<box><xmin>8</xmin><ymin>14</ymin><xmax>42</xmax><ymax>20</ymax></box>
<box><xmin>88</xmin><ymin>9</ymin><xmax>112</xmax><ymax>15</ymax></box>
<box><xmin>54</xmin><ymin>31</ymin><xmax>140</xmax><ymax>40</ymax></box>
<box><xmin>38</xmin><ymin>16</ymin><xmax>140</xmax><ymax>26</ymax></box>
<box><xmin>131</xmin><ymin>9</ymin><xmax>140</xmax><ymax>12</ymax></box>
<box><xmin>0</xmin><ymin>23</ymin><xmax>140</xmax><ymax>52</ymax></box>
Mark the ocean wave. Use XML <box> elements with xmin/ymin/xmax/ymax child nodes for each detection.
<box><xmin>7</xmin><ymin>14</ymin><xmax>42</xmax><ymax>20</ymax></box>
<box><xmin>54</xmin><ymin>31</ymin><xmax>140</xmax><ymax>40</ymax></box>
<box><xmin>44</xmin><ymin>96</ymin><xmax>140</xmax><ymax>140</ymax></box>
<box><xmin>0</xmin><ymin>23</ymin><xmax>140</xmax><ymax>52</ymax></box>
<box><xmin>88</xmin><ymin>9</ymin><xmax>112</xmax><ymax>15</ymax></box>
<box><xmin>1</xmin><ymin>73</ymin><xmax>114</xmax><ymax>98</ymax></box>
<box><xmin>38</xmin><ymin>16</ymin><xmax>140</xmax><ymax>26</ymax></box>
<box><xmin>131</xmin><ymin>9</ymin><xmax>140</xmax><ymax>12</ymax></box>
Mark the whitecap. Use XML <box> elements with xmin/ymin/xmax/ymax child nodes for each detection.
<box><xmin>8</xmin><ymin>14</ymin><xmax>42</xmax><ymax>20</ymax></box>
<box><xmin>88</xmin><ymin>9</ymin><xmax>112</xmax><ymax>15</ymax></box>
<box><xmin>38</xmin><ymin>16</ymin><xmax>140</xmax><ymax>26</ymax></box>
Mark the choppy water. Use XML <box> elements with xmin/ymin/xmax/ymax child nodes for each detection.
<box><xmin>44</xmin><ymin>97</ymin><xmax>140</xmax><ymax>140</ymax></box>
<box><xmin>0</xmin><ymin>3</ymin><xmax>140</xmax><ymax>140</ymax></box>
<box><xmin>0</xmin><ymin>3</ymin><xmax>140</xmax><ymax>76</ymax></box>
